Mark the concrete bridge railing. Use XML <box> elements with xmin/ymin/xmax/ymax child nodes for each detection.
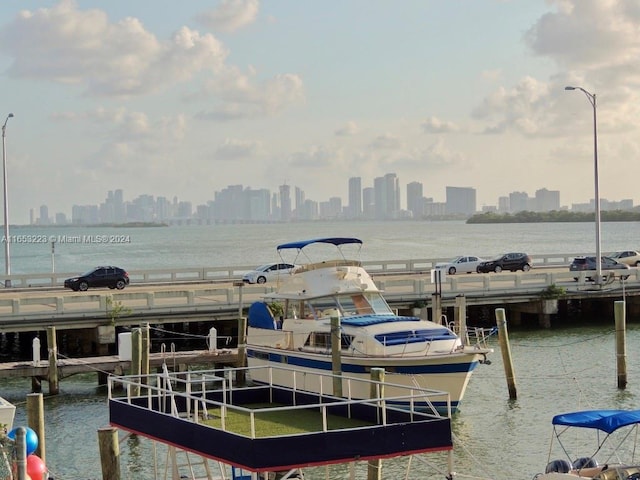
<box><xmin>0</xmin><ymin>267</ymin><xmax>637</xmax><ymax>325</ymax></box>
<box><xmin>0</xmin><ymin>252</ymin><xmax>595</xmax><ymax>288</ymax></box>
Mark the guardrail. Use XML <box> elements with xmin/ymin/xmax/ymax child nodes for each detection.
<box><xmin>0</xmin><ymin>252</ymin><xmax>592</xmax><ymax>288</ymax></box>
<box><xmin>0</xmin><ymin>267</ymin><xmax>637</xmax><ymax>327</ymax></box>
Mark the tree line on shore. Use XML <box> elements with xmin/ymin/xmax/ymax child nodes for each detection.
<box><xmin>466</xmin><ymin>210</ymin><xmax>640</xmax><ymax>223</ymax></box>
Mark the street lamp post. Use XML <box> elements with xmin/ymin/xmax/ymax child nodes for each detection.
<box><xmin>2</xmin><ymin>113</ymin><xmax>14</xmax><ymax>288</ymax></box>
<box><xmin>565</xmin><ymin>86</ymin><xmax>601</xmax><ymax>285</ymax></box>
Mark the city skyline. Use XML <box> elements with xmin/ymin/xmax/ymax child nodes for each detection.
<box><xmin>30</xmin><ymin>177</ymin><xmax>635</xmax><ymax>226</ymax></box>
<box><xmin>2</xmin><ymin>2</ymin><xmax>640</xmax><ymax>224</ymax></box>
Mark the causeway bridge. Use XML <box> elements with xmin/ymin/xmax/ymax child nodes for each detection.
<box><xmin>0</xmin><ymin>253</ymin><xmax>639</xmax><ymax>334</ymax></box>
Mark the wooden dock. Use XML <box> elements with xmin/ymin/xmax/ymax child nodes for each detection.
<box><xmin>0</xmin><ymin>349</ymin><xmax>239</xmax><ymax>381</ymax></box>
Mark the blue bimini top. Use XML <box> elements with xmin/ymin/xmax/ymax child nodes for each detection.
<box><xmin>552</xmin><ymin>410</ymin><xmax>640</xmax><ymax>434</ymax></box>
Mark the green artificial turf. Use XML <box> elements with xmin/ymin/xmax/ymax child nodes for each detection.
<box><xmin>201</xmin><ymin>403</ymin><xmax>374</xmax><ymax>437</ymax></box>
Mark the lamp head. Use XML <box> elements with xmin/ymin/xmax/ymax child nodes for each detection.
<box><xmin>564</xmin><ymin>86</ymin><xmax>576</xmax><ymax>91</ymax></box>
<box><xmin>7</xmin><ymin>113</ymin><xmax>13</xmax><ymax>118</ymax></box>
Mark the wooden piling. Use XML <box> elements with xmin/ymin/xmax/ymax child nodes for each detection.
<box><xmin>236</xmin><ymin>316</ymin><xmax>247</xmax><ymax>385</ymax></box>
<box><xmin>131</xmin><ymin>328</ymin><xmax>142</xmax><ymax>397</ymax></box>
<box><xmin>98</xmin><ymin>427</ymin><xmax>121</xmax><ymax>480</ymax></box>
<box><xmin>331</xmin><ymin>315</ymin><xmax>343</xmax><ymax>397</ymax></box>
<box><xmin>141</xmin><ymin>323</ymin><xmax>150</xmax><ymax>379</ymax></box>
<box><xmin>454</xmin><ymin>295</ymin><xmax>467</xmax><ymax>344</ymax></box>
<box><xmin>26</xmin><ymin>393</ymin><xmax>46</xmax><ymax>464</ymax></box>
<box><xmin>46</xmin><ymin>326</ymin><xmax>59</xmax><ymax>395</ymax></box>
<box><xmin>615</xmin><ymin>300</ymin><xmax>627</xmax><ymax>389</ymax></box>
<box><xmin>367</xmin><ymin>368</ymin><xmax>384</xmax><ymax>480</ymax></box>
<box><xmin>495</xmin><ymin>308</ymin><xmax>517</xmax><ymax>399</ymax></box>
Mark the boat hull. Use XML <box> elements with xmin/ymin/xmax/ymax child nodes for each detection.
<box><xmin>246</xmin><ymin>346</ymin><xmax>486</xmax><ymax>413</ymax></box>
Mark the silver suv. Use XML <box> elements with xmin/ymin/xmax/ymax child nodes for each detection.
<box><xmin>569</xmin><ymin>256</ymin><xmax>630</xmax><ymax>281</ymax></box>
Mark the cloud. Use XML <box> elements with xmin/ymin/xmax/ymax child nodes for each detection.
<box><xmin>195</xmin><ymin>0</ymin><xmax>260</xmax><ymax>33</ymax></box>
<box><xmin>369</xmin><ymin>133</ymin><xmax>402</xmax><ymax>150</ymax></box>
<box><xmin>0</xmin><ymin>1</ymin><xmax>228</xmax><ymax>97</ymax></box>
<box><xmin>421</xmin><ymin>116</ymin><xmax>460</xmax><ymax>134</ymax></box>
<box><xmin>196</xmin><ymin>69</ymin><xmax>305</xmax><ymax>120</ymax></box>
<box><xmin>335</xmin><ymin>121</ymin><xmax>359</xmax><ymax>136</ymax></box>
<box><xmin>215</xmin><ymin>138</ymin><xmax>261</xmax><ymax>159</ymax></box>
<box><xmin>471</xmin><ymin>76</ymin><xmax>553</xmax><ymax>135</ymax></box>
<box><xmin>525</xmin><ymin>0</ymin><xmax>640</xmax><ymax>71</ymax></box>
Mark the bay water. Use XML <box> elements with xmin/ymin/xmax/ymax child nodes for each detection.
<box><xmin>2</xmin><ymin>220</ymin><xmax>640</xmax><ymax>479</ymax></box>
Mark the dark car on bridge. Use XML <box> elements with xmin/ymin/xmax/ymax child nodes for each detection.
<box><xmin>64</xmin><ymin>266</ymin><xmax>130</xmax><ymax>291</ymax></box>
<box><xmin>569</xmin><ymin>256</ymin><xmax>630</xmax><ymax>281</ymax></box>
<box><xmin>476</xmin><ymin>253</ymin><xmax>532</xmax><ymax>273</ymax></box>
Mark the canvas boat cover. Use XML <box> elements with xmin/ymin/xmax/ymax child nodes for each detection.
<box><xmin>277</xmin><ymin>237</ymin><xmax>363</xmax><ymax>251</ymax></box>
<box><xmin>552</xmin><ymin>410</ymin><xmax>640</xmax><ymax>434</ymax></box>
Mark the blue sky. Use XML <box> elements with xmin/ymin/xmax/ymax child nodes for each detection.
<box><xmin>0</xmin><ymin>0</ymin><xmax>638</xmax><ymax>223</ymax></box>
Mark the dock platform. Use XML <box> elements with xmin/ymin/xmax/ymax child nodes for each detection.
<box><xmin>0</xmin><ymin>349</ymin><xmax>239</xmax><ymax>380</ymax></box>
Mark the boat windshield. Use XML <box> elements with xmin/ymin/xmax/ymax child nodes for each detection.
<box><xmin>338</xmin><ymin>293</ymin><xmax>393</xmax><ymax>316</ymax></box>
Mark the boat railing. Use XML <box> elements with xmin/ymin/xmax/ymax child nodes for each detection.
<box><xmin>294</xmin><ymin>259</ymin><xmax>362</xmax><ymax>273</ymax></box>
<box><xmin>108</xmin><ymin>364</ymin><xmax>454</xmax><ymax>426</ymax></box>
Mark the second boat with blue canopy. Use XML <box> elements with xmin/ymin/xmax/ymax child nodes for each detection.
<box><xmin>536</xmin><ymin>410</ymin><xmax>640</xmax><ymax>480</ymax></box>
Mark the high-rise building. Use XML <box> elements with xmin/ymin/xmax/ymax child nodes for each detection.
<box><xmin>509</xmin><ymin>191</ymin><xmax>529</xmax><ymax>213</ymax></box>
<box><xmin>445</xmin><ymin>186</ymin><xmax>476</xmax><ymax>215</ymax></box>
<box><xmin>406</xmin><ymin>182</ymin><xmax>424</xmax><ymax>219</ymax></box>
<box><xmin>348</xmin><ymin>177</ymin><xmax>362</xmax><ymax>218</ymax></box>
<box><xmin>374</xmin><ymin>173</ymin><xmax>400</xmax><ymax>219</ymax></box>
<box><xmin>535</xmin><ymin>188</ymin><xmax>560</xmax><ymax>212</ymax></box>
<box><xmin>279</xmin><ymin>184</ymin><xmax>292</xmax><ymax>221</ymax></box>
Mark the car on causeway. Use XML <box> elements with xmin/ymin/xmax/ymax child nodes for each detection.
<box><xmin>609</xmin><ymin>250</ymin><xmax>640</xmax><ymax>267</ymax></box>
<box><xmin>569</xmin><ymin>256</ymin><xmax>630</xmax><ymax>281</ymax></box>
<box><xmin>476</xmin><ymin>253</ymin><xmax>532</xmax><ymax>273</ymax></box>
<box><xmin>64</xmin><ymin>266</ymin><xmax>130</xmax><ymax>291</ymax></box>
<box><xmin>434</xmin><ymin>255</ymin><xmax>485</xmax><ymax>275</ymax></box>
<box><xmin>242</xmin><ymin>263</ymin><xmax>298</xmax><ymax>284</ymax></box>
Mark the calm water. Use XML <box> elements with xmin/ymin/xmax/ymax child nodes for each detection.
<box><xmin>2</xmin><ymin>220</ymin><xmax>640</xmax><ymax>479</ymax></box>
<box><xmin>5</xmin><ymin>220</ymin><xmax>640</xmax><ymax>274</ymax></box>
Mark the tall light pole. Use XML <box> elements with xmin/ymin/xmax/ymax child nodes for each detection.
<box><xmin>565</xmin><ymin>86</ymin><xmax>601</xmax><ymax>285</ymax></box>
<box><xmin>2</xmin><ymin>113</ymin><xmax>14</xmax><ymax>288</ymax></box>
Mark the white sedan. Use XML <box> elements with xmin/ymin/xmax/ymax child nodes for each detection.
<box><xmin>609</xmin><ymin>250</ymin><xmax>640</xmax><ymax>267</ymax></box>
<box><xmin>242</xmin><ymin>263</ymin><xmax>298</xmax><ymax>284</ymax></box>
<box><xmin>434</xmin><ymin>255</ymin><xmax>485</xmax><ymax>275</ymax></box>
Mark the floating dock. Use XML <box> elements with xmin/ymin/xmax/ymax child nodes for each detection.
<box><xmin>107</xmin><ymin>364</ymin><xmax>456</xmax><ymax>479</ymax></box>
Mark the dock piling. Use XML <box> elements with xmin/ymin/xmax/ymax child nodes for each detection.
<box><xmin>26</xmin><ymin>393</ymin><xmax>45</xmax><ymax>464</ymax></box>
<box><xmin>615</xmin><ymin>300</ymin><xmax>627</xmax><ymax>389</ymax></box>
<box><xmin>495</xmin><ymin>308</ymin><xmax>517</xmax><ymax>400</ymax></box>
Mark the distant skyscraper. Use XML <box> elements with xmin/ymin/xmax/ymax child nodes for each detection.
<box><xmin>535</xmin><ymin>188</ymin><xmax>560</xmax><ymax>212</ymax></box>
<box><xmin>294</xmin><ymin>187</ymin><xmax>305</xmax><ymax>219</ymax></box>
<box><xmin>374</xmin><ymin>173</ymin><xmax>400</xmax><ymax>219</ymax></box>
<box><xmin>445</xmin><ymin>186</ymin><xmax>476</xmax><ymax>215</ymax></box>
<box><xmin>509</xmin><ymin>191</ymin><xmax>529</xmax><ymax>213</ymax></box>
<box><xmin>406</xmin><ymin>182</ymin><xmax>424</xmax><ymax>219</ymax></box>
<box><xmin>279</xmin><ymin>184</ymin><xmax>291</xmax><ymax>221</ymax></box>
<box><xmin>348</xmin><ymin>177</ymin><xmax>362</xmax><ymax>218</ymax></box>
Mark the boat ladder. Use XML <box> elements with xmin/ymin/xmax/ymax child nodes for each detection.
<box><xmin>165</xmin><ymin>445</ymin><xmax>228</xmax><ymax>480</ymax></box>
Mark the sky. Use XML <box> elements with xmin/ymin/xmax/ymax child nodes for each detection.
<box><xmin>1</xmin><ymin>0</ymin><xmax>640</xmax><ymax>223</ymax></box>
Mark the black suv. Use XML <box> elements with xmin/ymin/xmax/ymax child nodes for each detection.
<box><xmin>476</xmin><ymin>253</ymin><xmax>532</xmax><ymax>273</ymax></box>
<box><xmin>569</xmin><ymin>256</ymin><xmax>630</xmax><ymax>281</ymax></box>
<box><xmin>64</xmin><ymin>266</ymin><xmax>130</xmax><ymax>291</ymax></box>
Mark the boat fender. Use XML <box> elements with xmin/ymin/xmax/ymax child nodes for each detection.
<box><xmin>573</xmin><ymin>457</ymin><xmax>598</xmax><ymax>470</ymax></box>
<box><xmin>545</xmin><ymin>459</ymin><xmax>572</xmax><ymax>474</ymax></box>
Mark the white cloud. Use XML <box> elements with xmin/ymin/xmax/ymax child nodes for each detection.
<box><xmin>215</xmin><ymin>138</ymin><xmax>261</xmax><ymax>159</ymax></box>
<box><xmin>0</xmin><ymin>1</ymin><xmax>229</xmax><ymax>97</ymax></box>
<box><xmin>335</xmin><ymin>121</ymin><xmax>359</xmax><ymax>136</ymax></box>
<box><xmin>421</xmin><ymin>116</ymin><xmax>460</xmax><ymax>134</ymax></box>
<box><xmin>196</xmin><ymin>0</ymin><xmax>260</xmax><ymax>33</ymax></box>
<box><xmin>369</xmin><ymin>134</ymin><xmax>402</xmax><ymax>150</ymax></box>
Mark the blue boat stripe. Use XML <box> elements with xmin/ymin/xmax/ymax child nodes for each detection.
<box><xmin>246</xmin><ymin>349</ymin><xmax>478</xmax><ymax>374</ymax></box>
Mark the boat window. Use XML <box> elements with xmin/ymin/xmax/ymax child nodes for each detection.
<box><xmin>305</xmin><ymin>332</ymin><xmax>353</xmax><ymax>350</ymax></box>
